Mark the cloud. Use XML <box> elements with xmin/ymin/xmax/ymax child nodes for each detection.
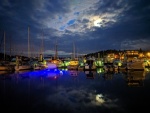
<box><xmin>46</xmin><ymin>86</ymin><xmax>121</xmax><ymax>113</ymax></box>
<box><xmin>0</xmin><ymin>0</ymin><xmax>150</xmax><ymax>55</ymax></box>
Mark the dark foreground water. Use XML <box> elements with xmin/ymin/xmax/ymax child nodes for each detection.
<box><xmin>0</xmin><ymin>68</ymin><xmax>150</xmax><ymax>113</ymax></box>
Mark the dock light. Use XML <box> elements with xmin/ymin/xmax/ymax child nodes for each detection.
<box><xmin>147</xmin><ymin>52</ymin><xmax>150</xmax><ymax>57</ymax></box>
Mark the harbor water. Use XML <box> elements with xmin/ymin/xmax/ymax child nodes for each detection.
<box><xmin>0</xmin><ymin>68</ymin><xmax>150</xmax><ymax>113</ymax></box>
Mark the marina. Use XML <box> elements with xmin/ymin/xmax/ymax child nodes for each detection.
<box><xmin>0</xmin><ymin>0</ymin><xmax>150</xmax><ymax>112</ymax></box>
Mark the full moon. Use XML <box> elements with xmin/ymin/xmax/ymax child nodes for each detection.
<box><xmin>94</xmin><ymin>18</ymin><xmax>102</xmax><ymax>27</ymax></box>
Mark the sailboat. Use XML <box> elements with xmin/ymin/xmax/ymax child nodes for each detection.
<box><xmin>31</xmin><ymin>29</ymin><xmax>46</xmax><ymax>70</ymax></box>
<box><xmin>0</xmin><ymin>31</ymin><xmax>14</xmax><ymax>71</ymax></box>
<box><xmin>38</xmin><ymin>30</ymin><xmax>57</xmax><ymax>70</ymax></box>
<box><xmin>67</xmin><ymin>42</ymin><xmax>79</xmax><ymax>70</ymax></box>
<box><xmin>14</xmin><ymin>27</ymin><xmax>33</xmax><ymax>71</ymax></box>
<box><xmin>50</xmin><ymin>39</ymin><xmax>62</xmax><ymax>68</ymax></box>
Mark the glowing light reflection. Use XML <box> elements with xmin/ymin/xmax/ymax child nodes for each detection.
<box><xmin>96</xmin><ymin>94</ymin><xmax>105</xmax><ymax>104</ymax></box>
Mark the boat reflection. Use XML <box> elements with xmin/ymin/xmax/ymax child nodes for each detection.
<box><xmin>96</xmin><ymin>68</ymin><xmax>105</xmax><ymax>74</ymax></box>
<box><xmin>0</xmin><ymin>71</ymin><xmax>11</xmax><ymax>75</ymax></box>
<box><xmin>144</xmin><ymin>67</ymin><xmax>150</xmax><ymax>72</ymax></box>
<box><xmin>125</xmin><ymin>71</ymin><xmax>146</xmax><ymax>87</ymax></box>
<box><xmin>45</xmin><ymin>69</ymin><xmax>63</xmax><ymax>80</ymax></box>
<box><xmin>85</xmin><ymin>71</ymin><xmax>96</xmax><ymax>79</ymax></box>
<box><xmin>68</xmin><ymin>70</ymin><xmax>78</xmax><ymax>77</ymax></box>
<box><xmin>102</xmin><ymin>71</ymin><xmax>114</xmax><ymax>80</ymax></box>
<box><xmin>14</xmin><ymin>70</ymin><xmax>31</xmax><ymax>79</ymax></box>
<box><xmin>0</xmin><ymin>71</ymin><xmax>12</xmax><ymax>80</ymax></box>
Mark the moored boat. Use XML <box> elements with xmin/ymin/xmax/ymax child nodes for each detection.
<box><xmin>84</xmin><ymin>58</ymin><xmax>96</xmax><ymax>71</ymax></box>
<box><xmin>67</xmin><ymin>59</ymin><xmax>79</xmax><ymax>70</ymax></box>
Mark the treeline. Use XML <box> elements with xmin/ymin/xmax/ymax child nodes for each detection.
<box><xmin>84</xmin><ymin>48</ymin><xmax>144</xmax><ymax>58</ymax></box>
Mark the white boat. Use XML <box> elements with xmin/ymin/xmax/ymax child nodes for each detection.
<box><xmin>46</xmin><ymin>62</ymin><xmax>57</xmax><ymax>69</ymax></box>
<box><xmin>126</xmin><ymin>60</ymin><xmax>145</xmax><ymax>70</ymax></box>
<box><xmin>15</xmin><ymin>61</ymin><xmax>32</xmax><ymax>71</ymax></box>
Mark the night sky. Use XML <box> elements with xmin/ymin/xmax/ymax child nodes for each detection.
<box><xmin>0</xmin><ymin>0</ymin><xmax>150</xmax><ymax>57</ymax></box>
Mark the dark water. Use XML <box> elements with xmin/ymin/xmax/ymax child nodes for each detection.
<box><xmin>0</xmin><ymin>69</ymin><xmax>150</xmax><ymax>113</ymax></box>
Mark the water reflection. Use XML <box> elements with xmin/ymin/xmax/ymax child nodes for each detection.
<box><xmin>68</xmin><ymin>70</ymin><xmax>78</xmax><ymax>77</ymax></box>
<box><xmin>84</xmin><ymin>71</ymin><xmax>96</xmax><ymax>79</ymax></box>
<box><xmin>95</xmin><ymin>94</ymin><xmax>105</xmax><ymax>104</ymax></box>
<box><xmin>123</xmin><ymin>71</ymin><xmax>146</xmax><ymax>87</ymax></box>
<box><xmin>15</xmin><ymin>70</ymin><xmax>31</xmax><ymax>79</ymax></box>
<box><xmin>0</xmin><ymin>69</ymin><xmax>148</xmax><ymax>85</ymax></box>
<box><xmin>0</xmin><ymin>71</ymin><xmax>13</xmax><ymax>80</ymax></box>
<box><xmin>96</xmin><ymin>68</ymin><xmax>105</xmax><ymax>74</ymax></box>
<box><xmin>102</xmin><ymin>72</ymin><xmax>114</xmax><ymax>80</ymax></box>
<box><xmin>0</xmin><ymin>69</ymin><xmax>150</xmax><ymax>113</ymax></box>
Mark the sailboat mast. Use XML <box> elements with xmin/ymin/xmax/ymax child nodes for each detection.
<box><xmin>40</xmin><ymin>29</ymin><xmax>44</xmax><ymax>58</ymax></box>
<box><xmin>42</xmin><ymin>29</ymin><xmax>44</xmax><ymax>58</ymax></box>
<box><xmin>55</xmin><ymin>39</ymin><xmax>58</xmax><ymax>60</ymax></box>
<box><xmin>9</xmin><ymin>35</ymin><xmax>12</xmax><ymax>57</ymax></box>
<box><xmin>28</xmin><ymin>26</ymin><xmax>30</xmax><ymax>58</ymax></box>
<box><xmin>72</xmin><ymin>42</ymin><xmax>75</xmax><ymax>59</ymax></box>
<box><xmin>3</xmin><ymin>31</ymin><xmax>5</xmax><ymax>60</ymax></box>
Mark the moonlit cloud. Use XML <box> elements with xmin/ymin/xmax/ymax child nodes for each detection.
<box><xmin>0</xmin><ymin>0</ymin><xmax>150</xmax><ymax>56</ymax></box>
<box><xmin>46</xmin><ymin>86</ymin><xmax>120</xmax><ymax>112</ymax></box>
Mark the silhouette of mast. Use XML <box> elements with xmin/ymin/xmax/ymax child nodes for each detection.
<box><xmin>28</xmin><ymin>26</ymin><xmax>30</xmax><ymax>58</ymax></box>
<box><xmin>3</xmin><ymin>31</ymin><xmax>5</xmax><ymax>60</ymax></box>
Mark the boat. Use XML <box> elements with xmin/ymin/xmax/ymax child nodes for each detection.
<box><xmin>0</xmin><ymin>61</ymin><xmax>13</xmax><ymax>71</ymax></box>
<box><xmin>15</xmin><ymin>60</ymin><xmax>33</xmax><ymax>71</ymax></box>
<box><xmin>126</xmin><ymin>60</ymin><xmax>145</xmax><ymax>71</ymax></box>
<box><xmin>39</xmin><ymin>54</ymin><xmax>57</xmax><ymax>70</ymax></box>
<box><xmin>67</xmin><ymin>59</ymin><xmax>79</xmax><ymax>70</ymax></box>
<box><xmin>84</xmin><ymin>58</ymin><xmax>96</xmax><ymax>71</ymax></box>
<box><xmin>51</xmin><ymin>59</ymin><xmax>62</xmax><ymax>68</ymax></box>
<box><xmin>58</xmin><ymin>58</ymin><xmax>70</xmax><ymax>68</ymax></box>
<box><xmin>48</xmin><ymin>40</ymin><xmax>63</xmax><ymax>69</ymax></box>
<box><xmin>67</xmin><ymin>42</ymin><xmax>79</xmax><ymax>70</ymax></box>
<box><xmin>30</xmin><ymin>60</ymin><xmax>42</xmax><ymax>70</ymax></box>
<box><xmin>143</xmin><ymin>59</ymin><xmax>150</xmax><ymax>68</ymax></box>
<box><xmin>94</xmin><ymin>53</ymin><xmax>104</xmax><ymax>68</ymax></box>
<box><xmin>78</xmin><ymin>57</ymin><xmax>86</xmax><ymax>71</ymax></box>
<box><xmin>112</xmin><ymin>59</ymin><xmax>127</xmax><ymax>72</ymax></box>
<box><xmin>0</xmin><ymin>32</ymin><xmax>14</xmax><ymax>71</ymax></box>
